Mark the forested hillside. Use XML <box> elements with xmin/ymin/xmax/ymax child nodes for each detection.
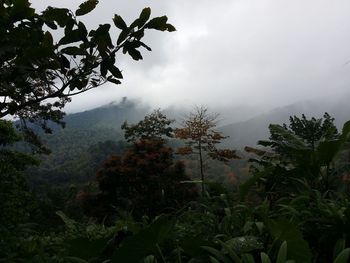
<box><xmin>26</xmin><ymin>98</ymin><xmax>149</xmax><ymax>186</ymax></box>
<box><xmin>25</xmin><ymin>96</ymin><xmax>350</xmax><ymax>188</ymax></box>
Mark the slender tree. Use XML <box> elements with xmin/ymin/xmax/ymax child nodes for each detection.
<box><xmin>175</xmin><ymin>106</ymin><xmax>240</xmax><ymax>194</ymax></box>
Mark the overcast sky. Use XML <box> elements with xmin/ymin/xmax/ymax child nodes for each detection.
<box><xmin>31</xmin><ymin>0</ymin><xmax>350</xmax><ymax>113</ymax></box>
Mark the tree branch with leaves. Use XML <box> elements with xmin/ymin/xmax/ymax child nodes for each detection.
<box><xmin>0</xmin><ymin>0</ymin><xmax>175</xmax><ymax>132</ymax></box>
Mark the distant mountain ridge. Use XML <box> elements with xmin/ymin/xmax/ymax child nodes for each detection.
<box><xmin>43</xmin><ymin>96</ymin><xmax>350</xmax><ymax>150</ymax></box>
<box><xmin>62</xmin><ymin>97</ymin><xmax>150</xmax><ymax>130</ymax></box>
<box><xmin>220</xmin><ymin>97</ymin><xmax>350</xmax><ymax>148</ymax></box>
<box><xmin>26</xmin><ymin>96</ymin><xmax>350</xmax><ymax>186</ymax></box>
<box><xmin>27</xmin><ymin>98</ymin><xmax>150</xmax><ymax>186</ymax></box>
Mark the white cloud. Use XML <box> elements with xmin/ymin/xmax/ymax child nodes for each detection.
<box><xmin>30</xmin><ymin>0</ymin><xmax>350</xmax><ymax>113</ymax></box>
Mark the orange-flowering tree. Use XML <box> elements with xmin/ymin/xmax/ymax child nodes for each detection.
<box><xmin>175</xmin><ymin>106</ymin><xmax>240</xmax><ymax>194</ymax></box>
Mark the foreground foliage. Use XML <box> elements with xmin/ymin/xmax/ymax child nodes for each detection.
<box><xmin>2</xmin><ymin>112</ymin><xmax>350</xmax><ymax>262</ymax></box>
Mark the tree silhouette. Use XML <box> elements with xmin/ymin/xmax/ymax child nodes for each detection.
<box><xmin>0</xmin><ymin>0</ymin><xmax>175</xmax><ymax>140</ymax></box>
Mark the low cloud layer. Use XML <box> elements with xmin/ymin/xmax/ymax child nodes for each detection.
<box><xmin>31</xmin><ymin>0</ymin><xmax>350</xmax><ymax>113</ymax></box>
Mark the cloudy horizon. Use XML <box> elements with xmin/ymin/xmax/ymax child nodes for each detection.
<box><xmin>31</xmin><ymin>0</ymin><xmax>350</xmax><ymax>114</ymax></box>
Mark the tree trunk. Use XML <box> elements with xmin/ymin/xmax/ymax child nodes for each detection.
<box><xmin>199</xmin><ymin>142</ymin><xmax>205</xmax><ymax>195</ymax></box>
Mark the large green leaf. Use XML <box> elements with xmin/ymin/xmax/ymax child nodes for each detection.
<box><xmin>42</xmin><ymin>31</ymin><xmax>54</xmax><ymax>48</ymax></box>
<box><xmin>209</xmin><ymin>256</ymin><xmax>221</xmax><ymax>263</ymax></box>
<box><xmin>59</xmin><ymin>29</ymin><xmax>82</xmax><ymax>45</ymax></box>
<box><xmin>145</xmin><ymin>16</ymin><xmax>168</xmax><ymax>31</ymax></box>
<box><xmin>113</xmin><ymin>14</ymin><xmax>128</xmax><ymax>30</ymax></box>
<box><xmin>100</xmin><ymin>60</ymin><xmax>108</xmax><ymax>77</ymax></box>
<box><xmin>242</xmin><ymin>254</ymin><xmax>255</xmax><ymax>263</ymax></box>
<box><xmin>60</xmin><ymin>54</ymin><xmax>70</xmax><ymax>68</ymax></box>
<box><xmin>224</xmin><ymin>236</ymin><xmax>263</xmax><ymax>254</ymax></box>
<box><xmin>112</xmin><ymin>216</ymin><xmax>175</xmax><ymax>262</ymax></box>
<box><xmin>78</xmin><ymin>21</ymin><xmax>88</xmax><ymax>39</ymax></box>
<box><xmin>92</xmin><ymin>24</ymin><xmax>113</xmax><ymax>51</ymax></box>
<box><xmin>76</xmin><ymin>0</ymin><xmax>99</xmax><ymax>16</ymax></box>
<box><xmin>56</xmin><ymin>211</ymin><xmax>76</xmax><ymax>228</ymax></box>
<box><xmin>108</xmin><ymin>65</ymin><xmax>123</xmax><ymax>79</ymax></box>
<box><xmin>276</xmin><ymin>241</ymin><xmax>287</xmax><ymax>263</ymax></box>
<box><xmin>117</xmin><ymin>30</ymin><xmax>129</xmax><ymax>45</ymax></box>
<box><xmin>333</xmin><ymin>239</ymin><xmax>346</xmax><ymax>261</ymax></box>
<box><xmin>334</xmin><ymin>248</ymin><xmax>350</xmax><ymax>263</ymax></box>
<box><xmin>269</xmin><ymin>220</ymin><xmax>312</xmax><ymax>263</ymax></box>
<box><xmin>138</xmin><ymin>7</ymin><xmax>151</xmax><ymax>28</ymax></box>
<box><xmin>201</xmin><ymin>246</ymin><xmax>232</xmax><ymax>263</ymax></box>
<box><xmin>127</xmin><ymin>48</ymin><xmax>143</xmax><ymax>60</ymax></box>
<box><xmin>61</xmin><ymin>46</ymin><xmax>86</xmax><ymax>56</ymax></box>
<box><xmin>166</xmin><ymin>23</ymin><xmax>176</xmax><ymax>32</ymax></box>
<box><xmin>42</xmin><ymin>7</ymin><xmax>70</xmax><ymax>27</ymax></box>
<box><xmin>217</xmin><ymin>240</ymin><xmax>242</xmax><ymax>263</ymax></box>
<box><xmin>261</xmin><ymin>252</ymin><xmax>272</xmax><ymax>263</ymax></box>
<box><xmin>107</xmin><ymin>76</ymin><xmax>121</xmax><ymax>85</ymax></box>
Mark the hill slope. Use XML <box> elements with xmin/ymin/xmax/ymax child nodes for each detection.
<box><xmin>27</xmin><ymin>98</ymin><xmax>150</xmax><ymax>186</ymax></box>
<box><xmin>26</xmin><ymin>96</ymin><xmax>350</xmax><ymax>186</ymax></box>
<box><xmin>220</xmin><ymin>98</ymin><xmax>350</xmax><ymax>148</ymax></box>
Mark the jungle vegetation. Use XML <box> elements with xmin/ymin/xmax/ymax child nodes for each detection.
<box><xmin>1</xmin><ymin>1</ymin><xmax>350</xmax><ymax>262</ymax></box>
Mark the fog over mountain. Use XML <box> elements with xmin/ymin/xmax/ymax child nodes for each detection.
<box><xmin>30</xmin><ymin>0</ymin><xmax>350</xmax><ymax>114</ymax></box>
<box><xmin>45</xmin><ymin>95</ymin><xmax>350</xmax><ymax>150</ymax></box>
<box><xmin>24</xmin><ymin>95</ymin><xmax>350</xmax><ymax>192</ymax></box>
<box><xmin>220</xmin><ymin>98</ymin><xmax>350</xmax><ymax>148</ymax></box>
